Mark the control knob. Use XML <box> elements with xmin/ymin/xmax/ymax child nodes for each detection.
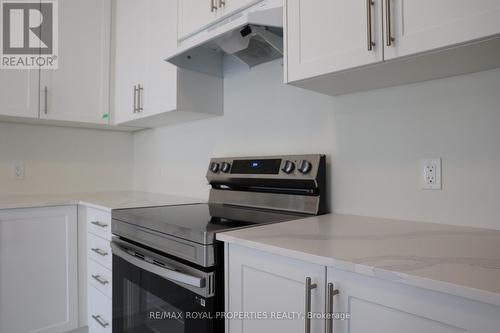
<box><xmin>298</xmin><ymin>160</ymin><xmax>312</xmax><ymax>174</ymax></box>
<box><xmin>281</xmin><ymin>160</ymin><xmax>295</xmax><ymax>174</ymax></box>
<box><xmin>210</xmin><ymin>162</ymin><xmax>220</xmax><ymax>173</ymax></box>
<box><xmin>221</xmin><ymin>162</ymin><xmax>231</xmax><ymax>173</ymax></box>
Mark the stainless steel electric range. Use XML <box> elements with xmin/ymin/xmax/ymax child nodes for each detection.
<box><xmin>110</xmin><ymin>154</ymin><xmax>326</xmax><ymax>333</ymax></box>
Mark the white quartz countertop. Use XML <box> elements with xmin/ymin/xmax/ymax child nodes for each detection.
<box><xmin>217</xmin><ymin>214</ymin><xmax>500</xmax><ymax>307</ymax></box>
<box><xmin>0</xmin><ymin>191</ymin><xmax>204</xmax><ymax>211</ymax></box>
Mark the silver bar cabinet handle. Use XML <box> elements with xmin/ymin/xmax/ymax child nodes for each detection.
<box><xmin>325</xmin><ymin>282</ymin><xmax>340</xmax><ymax>333</ymax></box>
<box><xmin>90</xmin><ymin>221</ymin><xmax>108</xmax><ymax>228</ymax></box>
<box><xmin>137</xmin><ymin>84</ymin><xmax>143</xmax><ymax>112</ymax></box>
<box><xmin>366</xmin><ymin>0</ymin><xmax>375</xmax><ymax>51</ymax></box>
<box><xmin>91</xmin><ymin>274</ymin><xmax>109</xmax><ymax>285</ymax></box>
<box><xmin>211</xmin><ymin>0</ymin><xmax>217</xmax><ymax>12</ymax></box>
<box><xmin>43</xmin><ymin>86</ymin><xmax>48</xmax><ymax>114</ymax></box>
<box><xmin>133</xmin><ymin>85</ymin><xmax>138</xmax><ymax>113</ymax></box>
<box><xmin>92</xmin><ymin>315</ymin><xmax>109</xmax><ymax>328</ymax></box>
<box><xmin>385</xmin><ymin>0</ymin><xmax>394</xmax><ymax>46</ymax></box>
<box><xmin>219</xmin><ymin>0</ymin><xmax>225</xmax><ymax>8</ymax></box>
<box><xmin>91</xmin><ymin>248</ymin><xmax>108</xmax><ymax>256</ymax></box>
<box><xmin>304</xmin><ymin>277</ymin><xmax>317</xmax><ymax>333</ymax></box>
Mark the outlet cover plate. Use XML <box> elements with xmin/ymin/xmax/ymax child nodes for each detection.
<box><xmin>420</xmin><ymin>158</ymin><xmax>441</xmax><ymax>190</ymax></box>
<box><xmin>12</xmin><ymin>161</ymin><xmax>25</xmax><ymax>180</ymax></box>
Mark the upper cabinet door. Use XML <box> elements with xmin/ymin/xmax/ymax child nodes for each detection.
<box><xmin>40</xmin><ymin>0</ymin><xmax>112</xmax><ymax>124</ymax></box>
<box><xmin>0</xmin><ymin>70</ymin><xmax>39</xmax><ymax>119</ymax></box>
<box><xmin>218</xmin><ymin>0</ymin><xmax>258</xmax><ymax>17</ymax></box>
<box><xmin>286</xmin><ymin>0</ymin><xmax>383</xmax><ymax>83</ymax></box>
<box><xmin>178</xmin><ymin>0</ymin><xmax>218</xmax><ymax>40</ymax></box>
<box><xmin>141</xmin><ymin>0</ymin><xmax>178</xmax><ymax>119</ymax></box>
<box><xmin>112</xmin><ymin>0</ymin><xmax>147</xmax><ymax>124</ymax></box>
<box><xmin>384</xmin><ymin>0</ymin><xmax>500</xmax><ymax>60</ymax></box>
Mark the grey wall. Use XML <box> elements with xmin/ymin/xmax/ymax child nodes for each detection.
<box><xmin>134</xmin><ymin>58</ymin><xmax>500</xmax><ymax>230</ymax></box>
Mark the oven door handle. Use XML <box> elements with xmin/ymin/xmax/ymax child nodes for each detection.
<box><xmin>111</xmin><ymin>241</ymin><xmax>206</xmax><ymax>288</ymax></box>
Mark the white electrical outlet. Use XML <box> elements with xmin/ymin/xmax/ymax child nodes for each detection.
<box><xmin>12</xmin><ymin>161</ymin><xmax>25</xmax><ymax>180</ymax></box>
<box><xmin>420</xmin><ymin>158</ymin><xmax>441</xmax><ymax>190</ymax></box>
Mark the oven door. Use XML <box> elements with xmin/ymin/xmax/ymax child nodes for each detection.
<box><xmin>111</xmin><ymin>238</ymin><xmax>216</xmax><ymax>333</ymax></box>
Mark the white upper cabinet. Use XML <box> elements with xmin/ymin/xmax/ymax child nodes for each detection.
<box><xmin>112</xmin><ymin>0</ymin><xmax>147</xmax><ymax>124</ymax></box>
<box><xmin>0</xmin><ymin>70</ymin><xmax>39</xmax><ymax>119</ymax></box>
<box><xmin>177</xmin><ymin>0</ymin><xmax>257</xmax><ymax>40</ymax></box>
<box><xmin>141</xmin><ymin>0</ymin><xmax>178</xmax><ymax>120</ymax></box>
<box><xmin>286</xmin><ymin>0</ymin><xmax>383</xmax><ymax>82</ymax></box>
<box><xmin>178</xmin><ymin>0</ymin><xmax>218</xmax><ymax>40</ymax></box>
<box><xmin>218</xmin><ymin>0</ymin><xmax>260</xmax><ymax>19</ymax></box>
<box><xmin>112</xmin><ymin>0</ymin><xmax>223</xmax><ymax>128</ymax></box>
<box><xmin>384</xmin><ymin>0</ymin><xmax>500</xmax><ymax>60</ymax></box>
<box><xmin>286</xmin><ymin>0</ymin><xmax>500</xmax><ymax>95</ymax></box>
<box><xmin>40</xmin><ymin>0</ymin><xmax>112</xmax><ymax>125</ymax></box>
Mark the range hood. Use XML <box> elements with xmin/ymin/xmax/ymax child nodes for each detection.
<box><xmin>166</xmin><ymin>0</ymin><xmax>283</xmax><ymax>77</ymax></box>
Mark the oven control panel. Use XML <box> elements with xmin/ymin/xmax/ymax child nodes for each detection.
<box><xmin>207</xmin><ymin>154</ymin><xmax>325</xmax><ymax>180</ymax></box>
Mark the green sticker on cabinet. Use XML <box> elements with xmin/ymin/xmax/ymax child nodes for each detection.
<box><xmin>102</xmin><ymin>113</ymin><xmax>109</xmax><ymax>119</ymax></box>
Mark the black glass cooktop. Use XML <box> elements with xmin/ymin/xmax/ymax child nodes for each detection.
<box><xmin>112</xmin><ymin>203</ymin><xmax>307</xmax><ymax>245</ymax></box>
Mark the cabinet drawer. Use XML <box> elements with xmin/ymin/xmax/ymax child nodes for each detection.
<box><xmin>88</xmin><ymin>233</ymin><xmax>112</xmax><ymax>270</ymax></box>
<box><xmin>88</xmin><ymin>286</ymin><xmax>112</xmax><ymax>333</ymax></box>
<box><xmin>88</xmin><ymin>259</ymin><xmax>112</xmax><ymax>299</ymax></box>
<box><xmin>87</xmin><ymin>208</ymin><xmax>112</xmax><ymax>240</ymax></box>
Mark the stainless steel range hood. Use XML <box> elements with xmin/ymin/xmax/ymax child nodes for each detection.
<box><xmin>166</xmin><ymin>0</ymin><xmax>283</xmax><ymax>77</ymax></box>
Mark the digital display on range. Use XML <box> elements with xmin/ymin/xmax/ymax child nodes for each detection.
<box><xmin>231</xmin><ymin>159</ymin><xmax>282</xmax><ymax>174</ymax></box>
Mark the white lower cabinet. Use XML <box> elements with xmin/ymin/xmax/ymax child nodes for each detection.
<box><xmin>85</xmin><ymin>207</ymin><xmax>113</xmax><ymax>333</ymax></box>
<box><xmin>226</xmin><ymin>244</ymin><xmax>500</xmax><ymax>333</ymax></box>
<box><xmin>227</xmin><ymin>244</ymin><xmax>326</xmax><ymax>333</ymax></box>
<box><xmin>88</xmin><ymin>259</ymin><xmax>113</xmax><ymax>300</ymax></box>
<box><xmin>327</xmin><ymin>267</ymin><xmax>499</xmax><ymax>333</ymax></box>
<box><xmin>88</xmin><ymin>287</ymin><xmax>112</xmax><ymax>333</ymax></box>
<box><xmin>0</xmin><ymin>206</ymin><xmax>78</xmax><ymax>333</ymax></box>
<box><xmin>88</xmin><ymin>233</ymin><xmax>113</xmax><ymax>269</ymax></box>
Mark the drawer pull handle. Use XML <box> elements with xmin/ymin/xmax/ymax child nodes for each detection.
<box><xmin>304</xmin><ymin>277</ymin><xmax>317</xmax><ymax>333</ymax></box>
<box><xmin>137</xmin><ymin>84</ymin><xmax>143</xmax><ymax>112</ymax></box>
<box><xmin>91</xmin><ymin>221</ymin><xmax>108</xmax><ymax>228</ymax></box>
<box><xmin>92</xmin><ymin>315</ymin><xmax>109</xmax><ymax>328</ymax></box>
<box><xmin>91</xmin><ymin>248</ymin><xmax>108</xmax><ymax>256</ymax></box>
<box><xmin>325</xmin><ymin>282</ymin><xmax>340</xmax><ymax>333</ymax></box>
<box><xmin>366</xmin><ymin>0</ymin><xmax>375</xmax><ymax>51</ymax></box>
<box><xmin>385</xmin><ymin>0</ymin><xmax>394</xmax><ymax>46</ymax></box>
<box><xmin>91</xmin><ymin>274</ymin><xmax>109</xmax><ymax>285</ymax></box>
<box><xmin>43</xmin><ymin>86</ymin><xmax>49</xmax><ymax>114</ymax></box>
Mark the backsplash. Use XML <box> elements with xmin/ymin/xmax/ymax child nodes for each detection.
<box><xmin>133</xmin><ymin>58</ymin><xmax>500</xmax><ymax>230</ymax></box>
<box><xmin>0</xmin><ymin>122</ymin><xmax>134</xmax><ymax>196</ymax></box>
